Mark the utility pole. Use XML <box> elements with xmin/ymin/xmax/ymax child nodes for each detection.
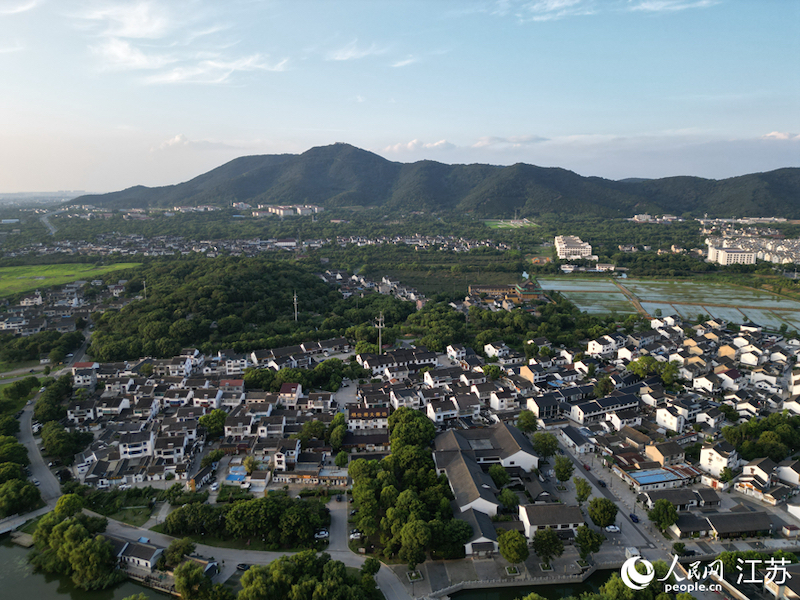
<box><xmin>376</xmin><ymin>311</ymin><xmax>385</xmax><ymax>355</ymax></box>
<box><xmin>293</xmin><ymin>290</ymin><xmax>298</xmax><ymax>322</ymax></box>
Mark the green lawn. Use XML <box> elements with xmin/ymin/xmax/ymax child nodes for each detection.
<box><xmin>107</xmin><ymin>507</ymin><xmax>153</xmax><ymax>527</ymax></box>
<box><xmin>0</xmin><ymin>360</ymin><xmax>42</xmax><ymax>375</ymax></box>
<box><xmin>0</xmin><ymin>262</ymin><xmax>141</xmax><ymax>297</ymax></box>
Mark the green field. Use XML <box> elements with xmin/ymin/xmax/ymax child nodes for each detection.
<box><xmin>484</xmin><ymin>219</ymin><xmax>537</xmax><ymax>229</ymax></box>
<box><xmin>0</xmin><ymin>262</ymin><xmax>141</xmax><ymax>297</ymax></box>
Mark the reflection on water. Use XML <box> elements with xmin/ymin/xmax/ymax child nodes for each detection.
<box><xmin>0</xmin><ymin>537</ymin><xmax>165</xmax><ymax>600</ymax></box>
<box><xmin>450</xmin><ymin>569</ymin><xmax>615</xmax><ymax>600</ymax></box>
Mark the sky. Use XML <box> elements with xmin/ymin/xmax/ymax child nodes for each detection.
<box><xmin>0</xmin><ymin>0</ymin><xmax>797</xmax><ymax>193</ymax></box>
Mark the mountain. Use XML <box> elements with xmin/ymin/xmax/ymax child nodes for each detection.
<box><xmin>74</xmin><ymin>143</ymin><xmax>800</xmax><ymax>218</ymax></box>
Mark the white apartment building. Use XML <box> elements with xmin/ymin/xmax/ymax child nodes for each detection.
<box><xmin>707</xmin><ymin>245</ymin><xmax>756</xmax><ymax>265</ymax></box>
<box><xmin>555</xmin><ymin>236</ymin><xmax>592</xmax><ymax>260</ymax></box>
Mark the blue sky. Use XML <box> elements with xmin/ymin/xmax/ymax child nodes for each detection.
<box><xmin>0</xmin><ymin>0</ymin><xmax>797</xmax><ymax>192</ymax></box>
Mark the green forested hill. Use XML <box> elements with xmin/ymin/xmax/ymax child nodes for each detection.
<box><xmin>74</xmin><ymin>143</ymin><xmax>800</xmax><ymax>218</ymax></box>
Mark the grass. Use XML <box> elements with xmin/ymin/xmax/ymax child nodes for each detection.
<box><xmin>107</xmin><ymin>507</ymin><xmax>153</xmax><ymax>527</ymax></box>
<box><xmin>0</xmin><ymin>262</ymin><xmax>141</xmax><ymax>297</ymax></box>
<box><xmin>0</xmin><ymin>360</ymin><xmax>41</xmax><ymax>374</ymax></box>
<box><xmin>19</xmin><ymin>513</ymin><xmax>47</xmax><ymax>534</ymax></box>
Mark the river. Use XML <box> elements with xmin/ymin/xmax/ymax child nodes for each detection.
<box><xmin>450</xmin><ymin>568</ymin><xmax>616</xmax><ymax>600</ymax></box>
<box><xmin>0</xmin><ymin>537</ymin><xmax>166</xmax><ymax>600</ymax></box>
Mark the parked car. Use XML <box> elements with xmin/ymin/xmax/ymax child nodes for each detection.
<box><xmin>629</xmin><ymin>513</ymin><xmax>640</xmax><ymax>523</ymax></box>
<box><xmin>336</xmin><ymin>494</ymin><xmax>343</xmax><ymax>502</ymax></box>
<box><xmin>237</xmin><ymin>564</ymin><xmax>250</xmax><ymax>571</ymax></box>
<box><xmin>210</xmin><ymin>482</ymin><xmax>219</xmax><ymax>491</ymax></box>
<box><xmin>350</xmin><ymin>509</ymin><xmax>357</xmax><ymax>516</ymax></box>
<box><xmin>597</xmin><ymin>480</ymin><xmax>607</xmax><ymax>487</ymax></box>
<box><xmin>314</xmin><ymin>530</ymin><xmax>330</xmax><ymax>540</ymax></box>
<box><xmin>32</xmin><ymin>479</ymin><xmax>40</xmax><ymax>486</ymax></box>
<box><xmin>604</xmin><ymin>525</ymin><xmax>620</xmax><ymax>533</ymax></box>
<box><xmin>349</xmin><ymin>531</ymin><xmax>362</xmax><ymax>540</ymax></box>
<box><xmin>583</xmin><ymin>463</ymin><xmax>590</xmax><ymax>471</ymax></box>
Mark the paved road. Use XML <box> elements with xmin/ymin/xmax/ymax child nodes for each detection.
<box><xmin>18</xmin><ymin>390</ymin><xmax>62</xmax><ymax>503</ymax></box>
<box><xmin>40</xmin><ymin>209</ymin><xmax>65</xmax><ymax>235</ymax></box>
<box><xmin>97</xmin><ymin>500</ymin><xmax>411</xmax><ymax>600</ymax></box>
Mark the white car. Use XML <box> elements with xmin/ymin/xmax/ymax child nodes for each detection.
<box><xmin>210</xmin><ymin>482</ymin><xmax>219</xmax><ymax>492</ymax></box>
<box><xmin>605</xmin><ymin>525</ymin><xmax>620</xmax><ymax>533</ymax></box>
<box><xmin>349</xmin><ymin>530</ymin><xmax>362</xmax><ymax>540</ymax></box>
<box><xmin>314</xmin><ymin>530</ymin><xmax>329</xmax><ymax>540</ymax></box>
<box><xmin>32</xmin><ymin>479</ymin><xmax>40</xmax><ymax>486</ymax></box>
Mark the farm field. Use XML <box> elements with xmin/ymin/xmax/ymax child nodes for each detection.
<box><xmin>540</xmin><ymin>276</ymin><xmax>800</xmax><ymax>330</ymax></box>
<box><xmin>538</xmin><ymin>278</ymin><xmax>621</xmax><ymax>292</ymax></box>
<box><xmin>0</xmin><ymin>262</ymin><xmax>141</xmax><ymax>297</ymax></box>
<box><xmin>484</xmin><ymin>219</ymin><xmax>537</xmax><ymax>229</ymax></box>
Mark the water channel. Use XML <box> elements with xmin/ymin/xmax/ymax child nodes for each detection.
<box><xmin>0</xmin><ymin>537</ymin><xmax>164</xmax><ymax>600</ymax></box>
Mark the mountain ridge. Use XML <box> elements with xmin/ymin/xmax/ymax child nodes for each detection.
<box><xmin>73</xmin><ymin>143</ymin><xmax>800</xmax><ymax>218</ymax></box>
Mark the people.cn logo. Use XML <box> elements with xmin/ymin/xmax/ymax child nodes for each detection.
<box><xmin>621</xmin><ymin>557</ymin><xmax>656</xmax><ymax>590</ymax></box>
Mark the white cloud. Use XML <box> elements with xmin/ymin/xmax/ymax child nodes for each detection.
<box><xmin>80</xmin><ymin>1</ymin><xmax>173</xmax><ymax>39</ymax></box>
<box><xmin>392</xmin><ymin>56</ymin><xmax>418</xmax><ymax>68</ymax></box>
<box><xmin>511</xmin><ymin>0</ymin><xmax>597</xmax><ymax>22</ymax></box>
<box><xmin>326</xmin><ymin>39</ymin><xmax>384</xmax><ymax>61</ymax></box>
<box><xmin>762</xmin><ymin>132</ymin><xmax>800</xmax><ymax>141</ymax></box>
<box><xmin>73</xmin><ymin>2</ymin><xmax>287</xmax><ymax>84</ymax></box>
<box><xmin>0</xmin><ymin>0</ymin><xmax>38</xmax><ymax>16</ymax></box>
<box><xmin>91</xmin><ymin>38</ymin><xmax>173</xmax><ymax>70</ymax></box>
<box><xmin>627</xmin><ymin>0</ymin><xmax>721</xmax><ymax>12</ymax></box>
<box><xmin>472</xmin><ymin>135</ymin><xmax>550</xmax><ymax>147</ymax></box>
<box><xmin>383</xmin><ymin>139</ymin><xmax>456</xmax><ymax>153</ymax></box>
<box><xmin>153</xmin><ymin>133</ymin><xmax>239</xmax><ymax>152</ymax></box>
<box><xmin>146</xmin><ymin>54</ymin><xmax>287</xmax><ymax>85</ymax></box>
<box><xmin>0</xmin><ymin>43</ymin><xmax>22</xmax><ymax>53</ymax></box>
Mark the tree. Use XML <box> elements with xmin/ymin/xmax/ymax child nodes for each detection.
<box><xmin>398</xmin><ymin>519</ymin><xmax>431</xmax><ymax>570</ymax></box>
<box><xmin>498</xmin><ymin>488</ymin><xmax>519</xmax><ymax>512</ymax></box>
<box><xmin>361</xmin><ymin>556</ymin><xmax>381</xmax><ymax>577</ymax></box>
<box><xmin>0</xmin><ymin>415</ymin><xmax>20</xmax><ymax>437</ymax></box>
<box><xmin>719</xmin><ymin>467</ymin><xmax>734</xmax><ymax>483</ymax></box>
<box><xmin>483</xmin><ymin>364</ymin><xmax>502</xmax><ymax>380</ymax></box>
<box><xmin>489</xmin><ymin>464</ymin><xmax>510</xmax><ymax>488</ymax></box>
<box><xmin>243</xmin><ymin>455</ymin><xmax>258</xmax><ymax>475</ymax></box>
<box><xmin>55</xmin><ymin>493</ymin><xmax>84</xmax><ymax>517</ymax></box>
<box><xmin>334</xmin><ymin>451</ymin><xmax>349</xmax><ymax>468</ymax></box>
<box><xmin>388</xmin><ymin>407</ymin><xmax>436</xmax><ymax>450</ymax></box>
<box><xmin>532</xmin><ymin>527</ymin><xmax>564</xmax><ymax>567</ymax></box>
<box><xmin>70</xmin><ymin>535</ymin><xmax>124</xmax><ymax>590</ymax></box>
<box><xmin>574</xmin><ymin>525</ymin><xmax>604</xmax><ymax>560</ymax></box>
<box><xmin>174</xmin><ymin>560</ymin><xmax>210</xmax><ymax>600</ymax></box>
<box><xmin>588</xmin><ymin>497</ymin><xmax>618</xmax><ymax>527</ymax></box>
<box><xmin>648</xmin><ymin>499</ymin><xmax>678</xmax><ymax>531</ymax></box>
<box><xmin>673</xmin><ymin>542</ymin><xmax>686</xmax><ymax>556</ymax></box>
<box><xmin>0</xmin><ymin>479</ymin><xmax>41</xmax><ymax>518</ymax></box>
<box><xmin>531</xmin><ymin>432</ymin><xmax>558</xmax><ymax>462</ymax></box>
<box><xmin>165</xmin><ymin>537</ymin><xmax>196</xmax><ymax>568</ymax></box>
<box><xmin>498</xmin><ymin>529</ymin><xmax>529</xmax><ymax>565</ymax></box>
<box><xmin>573</xmin><ymin>476</ymin><xmax>591</xmax><ymax>505</ymax></box>
<box><xmin>0</xmin><ymin>436</ymin><xmax>29</xmax><ymax>466</ymax></box>
<box><xmin>594</xmin><ymin>376</ymin><xmax>614</xmax><ymax>398</ymax></box>
<box><xmin>0</xmin><ymin>462</ymin><xmax>24</xmax><ymax>485</ymax></box>
<box><xmin>554</xmin><ymin>455</ymin><xmax>574</xmax><ymax>483</ymax></box>
<box><xmin>329</xmin><ymin>424</ymin><xmax>347</xmax><ymax>452</ymax></box>
<box><xmin>718</xmin><ymin>404</ymin><xmax>739</xmax><ymax>423</ymax></box>
<box><xmin>201</xmin><ymin>449</ymin><xmax>225</xmax><ymax>468</ymax></box>
<box><xmin>517</xmin><ymin>410</ymin><xmax>538</xmax><ymax>434</ymax></box>
<box><xmin>198</xmin><ymin>409</ymin><xmax>227</xmax><ymax>439</ymax></box>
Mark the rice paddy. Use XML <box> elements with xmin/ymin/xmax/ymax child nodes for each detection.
<box><xmin>538</xmin><ymin>276</ymin><xmax>800</xmax><ymax>330</ymax></box>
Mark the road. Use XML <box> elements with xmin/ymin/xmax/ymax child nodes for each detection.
<box><xmin>15</xmin><ymin>378</ymin><xmax>410</xmax><ymax>600</ymax></box>
<box><xmin>97</xmin><ymin>498</ymin><xmax>411</xmax><ymax>600</ymax></box>
<box><xmin>18</xmin><ymin>390</ymin><xmax>62</xmax><ymax>504</ymax></box>
<box><xmin>40</xmin><ymin>209</ymin><xmax>65</xmax><ymax>235</ymax></box>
